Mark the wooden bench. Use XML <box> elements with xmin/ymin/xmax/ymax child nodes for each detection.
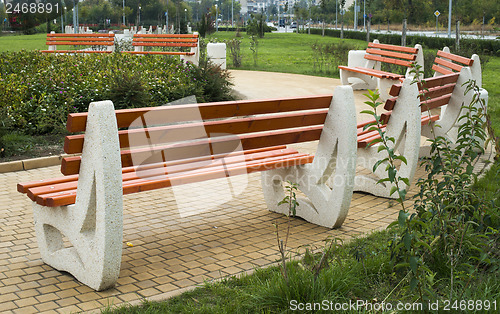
<box><xmin>17</xmin><ymin>86</ymin><xmax>358</xmax><ymax>291</ymax></box>
<box><xmin>123</xmin><ymin>33</ymin><xmax>200</xmax><ymax>65</ymax></box>
<box><xmin>429</xmin><ymin>48</ymin><xmax>487</xmax><ymax>152</ymax></box>
<box><xmin>41</xmin><ymin>31</ymin><xmax>115</xmax><ymax>53</ymax></box>
<box><xmin>339</xmin><ymin>40</ymin><xmax>424</xmax><ymax>101</ymax></box>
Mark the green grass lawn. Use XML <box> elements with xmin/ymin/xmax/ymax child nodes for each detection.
<box><xmin>0</xmin><ymin>33</ymin><xmax>47</xmax><ymax>51</ymax></box>
<box><xmin>207</xmin><ymin>32</ymin><xmax>366</xmax><ymax>76</ymax></box>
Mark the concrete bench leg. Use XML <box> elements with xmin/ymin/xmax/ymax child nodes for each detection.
<box><xmin>33</xmin><ymin>101</ymin><xmax>123</xmax><ymax>291</ymax></box>
<box><xmin>262</xmin><ymin>86</ymin><xmax>357</xmax><ymax>228</ymax></box>
<box><xmin>354</xmin><ymin>79</ymin><xmax>421</xmax><ymax>198</ymax></box>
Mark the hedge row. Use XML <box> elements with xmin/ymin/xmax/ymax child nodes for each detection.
<box><xmin>0</xmin><ymin>51</ymin><xmax>234</xmax><ymax>135</ymax></box>
<box><xmin>305</xmin><ymin>29</ymin><xmax>500</xmax><ymax>56</ymax></box>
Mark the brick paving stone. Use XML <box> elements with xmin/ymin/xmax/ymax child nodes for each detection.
<box><xmin>1</xmin><ymin>86</ymin><xmax>494</xmax><ymax>314</ymax></box>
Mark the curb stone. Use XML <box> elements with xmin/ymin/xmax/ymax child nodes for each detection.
<box><xmin>0</xmin><ymin>154</ymin><xmax>69</xmax><ymax>173</ymax></box>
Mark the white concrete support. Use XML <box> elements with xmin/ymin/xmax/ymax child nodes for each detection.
<box><xmin>262</xmin><ymin>86</ymin><xmax>357</xmax><ymax>228</ymax></box>
<box><xmin>182</xmin><ymin>32</ymin><xmax>200</xmax><ymax>66</ymax></box>
<box><xmin>207</xmin><ymin>43</ymin><xmax>227</xmax><ymax>70</ymax></box>
<box><xmin>355</xmin><ymin>78</ymin><xmax>422</xmax><ymax>198</ymax></box>
<box><xmin>32</xmin><ymin>101</ymin><xmax>123</xmax><ymax>291</ymax></box>
<box><xmin>108</xmin><ymin>31</ymin><xmax>115</xmax><ymax>52</ymax></box>
<box><xmin>48</xmin><ymin>31</ymin><xmax>56</xmax><ymax>51</ymax></box>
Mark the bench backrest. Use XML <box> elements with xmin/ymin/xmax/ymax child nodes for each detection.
<box><xmin>433</xmin><ymin>47</ymin><xmax>482</xmax><ymax>88</ymax></box>
<box><xmin>61</xmin><ymin>95</ymin><xmax>333</xmax><ymax>176</ymax></box>
<box><xmin>46</xmin><ymin>32</ymin><xmax>115</xmax><ymax>50</ymax></box>
<box><xmin>132</xmin><ymin>34</ymin><xmax>199</xmax><ymax>49</ymax></box>
<box><xmin>364</xmin><ymin>40</ymin><xmax>424</xmax><ymax>78</ymax></box>
<box><xmin>385</xmin><ymin>67</ymin><xmax>473</xmax><ymax>138</ymax></box>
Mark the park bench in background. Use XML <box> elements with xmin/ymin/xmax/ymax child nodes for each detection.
<box><xmin>431</xmin><ymin>47</ymin><xmax>488</xmax><ymax>149</ymax></box>
<box><xmin>41</xmin><ymin>31</ymin><xmax>115</xmax><ymax>53</ymax></box>
<box><xmin>338</xmin><ymin>39</ymin><xmax>424</xmax><ymax>100</ymax></box>
<box><xmin>123</xmin><ymin>33</ymin><xmax>200</xmax><ymax>65</ymax></box>
<box><xmin>17</xmin><ymin>86</ymin><xmax>358</xmax><ymax>291</ymax></box>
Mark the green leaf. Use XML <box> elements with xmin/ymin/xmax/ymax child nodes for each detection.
<box><xmin>394</xmin><ymin>155</ymin><xmax>408</xmax><ymax>165</ymax></box>
<box><xmin>409</xmin><ymin>256</ymin><xmax>418</xmax><ymax>274</ymax></box>
<box><xmin>398</xmin><ymin>210</ymin><xmax>410</xmax><ymax>227</ymax></box>
<box><xmin>410</xmin><ymin>277</ymin><xmax>419</xmax><ymax>290</ymax></box>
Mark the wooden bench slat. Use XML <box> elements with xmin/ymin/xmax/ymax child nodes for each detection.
<box><xmin>47</xmin><ymin>33</ymin><xmax>115</xmax><ymax>37</ymax></box>
<box><xmin>19</xmin><ymin>146</ymin><xmax>287</xmax><ymax>195</ymax></box>
<box><xmin>134</xmin><ymin>34</ymin><xmax>199</xmax><ymax>38</ymax></box>
<box><xmin>61</xmin><ymin>125</ymin><xmax>324</xmax><ymax>175</ymax></box>
<box><xmin>29</xmin><ymin>148</ymin><xmax>300</xmax><ymax>203</ymax></box>
<box><xmin>365</xmin><ymin>48</ymin><xmax>417</xmax><ymax>61</ymax></box>
<box><xmin>132</xmin><ymin>42</ymin><xmax>197</xmax><ymax>47</ymax></box>
<box><xmin>66</xmin><ymin>95</ymin><xmax>333</xmax><ymax>133</ymax></box>
<box><xmin>40</xmin><ymin>50</ymin><xmax>113</xmax><ymax>54</ymax></box>
<box><xmin>434</xmin><ymin>57</ymin><xmax>464</xmax><ymax>72</ymax></box>
<box><xmin>64</xmin><ymin>109</ymin><xmax>329</xmax><ymax>154</ymax></box>
<box><xmin>133</xmin><ymin>38</ymin><xmax>198</xmax><ymax>43</ymax></box>
<box><xmin>432</xmin><ymin>64</ymin><xmax>454</xmax><ymax>75</ymax></box>
<box><xmin>420</xmin><ymin>94</ymin><xmax>452</xmax><ymax>112</ymax></box>
<box><xmin>40</xmin><ymin>154</ymin><xmax>315</xmax><ymax>207</ymax></box>
<box><xmin>420</xmin><ymin>84</ymin><xmax>456</xmax><ymax>101</ymax></box>
<box><xmin>368</xmin><ymin>42</ymin><xmax>418</xmax><ymax>54</ymax></box>
<box><xmin>437</xmin><ymin>50</ymin><xmax>474</xmax><ymax>66</ymax></box>
<box><xmin>47</xmin><ymin>37</ymin><xmax>114</xmax><ymax>42</ymax></box>
<box><xmin>123</xmin><ymin>51</ymin><xmax>195</xmax><ymax>55</ymax></box>
<box><xmin>46</xmin><ymin>41</ymin><xmax>114</xmax><ymax>46</ymax></box>
<box><xmin>364</xmin><ymin>54</ymin><xmax>413</xmax><ymax>68</ymax></box>
<box><xmin>337</xmin><ymin>66</ymin><xmax>403</xmax><ymax>80</ymax></box>
<box><xmin>419</xmin><ymin>73</ymin><xmax>459</xmax><ymax>89</ymax></box>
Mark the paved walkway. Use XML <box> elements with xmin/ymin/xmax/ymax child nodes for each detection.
<box><xmin>0</xmin><ymin>71</ymin><xmax>495</xmax><ymax>313</ymax></box>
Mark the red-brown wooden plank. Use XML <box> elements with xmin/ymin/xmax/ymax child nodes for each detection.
<box><xmin>368</xmin><ymin>42</ymin><xmax>418</xmax><ymax>54</ymax></box>
<box><xmin>46</xmin><ymin>41</ymin><xmax>114</xmax><ymax>46</ymax></box>
<box><xmin>64</xmin><ymin>109</ymin><xmax>329</xmax><ymax>154</ymax></box>
<box><xmin>337</xmin><ymin>66</ymin><xmax>403</xmax><ymax>80</ymax></box>
<box><xmin>420</xmin><ymin>84</ymin><xmax>456</xmax><ymax>101</ymax></box>
<box><xmin>432</xmin><ymin>64</ymin><xmax>454</xmax><ymax>75</ymax></box>
<box><xmin>41</xmin><ymin>50</ymin><xmax>113</xmax><ymax>54</ymax></box>
<box><xmin>29</xmin><ymin>148</ymin><xmax>300</xmax><ymax>203</ymax></box>
<box><xmin>134</xmin><ymin>34</ymin><xmax>198</xmax><ymax>38</ymax></box>
<box><xmin>420</xmin><ymin>94</ymin><xmax>452</xmax><ymax>112</ymax></box>
<box><xmin>366</xmin><ymin>48</ymin><xmax>416</xmax><ymax>61</ymax></box>
<box><xmin>434</xmin><ymin>57</ymin><xmax>464</xmax><ymax>72</ymax></box>
<box><xmin>364</xmin><ymin>54</ymin><xmax>413</xmax><ymax>67</ymax></box>
<box><xmin>132</xmin><ymin>43</ymin><xmax>197</xmax><ymax>47</ymax></box>
<box><xmin>40</xmin><ymin>154</ymin><xmax>314</xmax><ymax>207</ymax></box>
<box><xmin>436</xmin><ymin>50</ymin><xmax>473</xmax><ymax>66</ymax></box>
<box><xmin>47</xmin><ymin>33</ymin><xmax>115</xmax><ymax>37</ymax></box>
<box><xmin>61</xmin><ymin>126</ymin><xmax>324</xmax><ymax>175</ymax></box>
<box><xmin>66</xmin><ymin>95</ymin><xmax>333</xmax><ymax>133</ymax></box>
<box><xmin>123</xmin><ymin>51</ymin><xmax>194</xmax><ymax>55</ymax></box>
<box><xmin>419</xmin><ymin>73</ymin><xmax>459</xmax><ymax>89</ymax></box>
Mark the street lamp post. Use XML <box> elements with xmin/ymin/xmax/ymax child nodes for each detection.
<box><xmin>215</xmin><ymin>4</ymin><xmax>218</xmax><ymax>32</ymax></box>
<box><xmin>447</xmin><ymin>0</ymin><xmax>452</xmax><ymax>38</ymax></box>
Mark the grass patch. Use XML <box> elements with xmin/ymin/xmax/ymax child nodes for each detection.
<box><xmin>0</xmin><ymin>33</ymin><xmax>47</xmax><ymax>52</ymax></box>
<box><xmin>207</xmin><ymin>32</ymin><xmax>366</xmax><ymax>76</ymax></box>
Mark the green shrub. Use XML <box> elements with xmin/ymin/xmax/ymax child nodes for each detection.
<box><xmin>0</xmin><ymin>51</ymin><xmax>234</xmax><ymax>135</ymax></box>
<box><xmin>305</xmin><ymin>28</ymin><xmax>500</xmax><ymax>56</ymax></box>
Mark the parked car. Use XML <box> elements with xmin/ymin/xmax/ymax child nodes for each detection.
<box><xmin>290</xmin><ymin>22</ymin><xmax>297</xmax><ymax>29</ymax></box>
